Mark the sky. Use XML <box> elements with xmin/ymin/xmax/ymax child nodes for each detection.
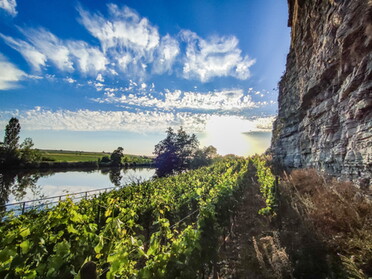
<box><xmin>0</xmin><ymin>0</ymin><xmax>290</xmax><ymax>156</ymax></box>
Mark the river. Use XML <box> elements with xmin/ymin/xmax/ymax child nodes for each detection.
<box><xmin>0</xmin><ymin>167</ymin><xmax>155</xmax><ymax>210</ymax></box>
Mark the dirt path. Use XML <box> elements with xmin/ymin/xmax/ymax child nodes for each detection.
<box><xmin>214</xmin><ymin>183</ymin><xmax>270</xmax><ymax>279</ymax></box>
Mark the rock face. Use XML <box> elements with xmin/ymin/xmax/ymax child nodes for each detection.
<box><xmin>271</xmin><ymin>0</ymin><xmax>372</xmax><ymax>187</ymax></box>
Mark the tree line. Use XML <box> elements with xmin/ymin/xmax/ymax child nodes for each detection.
<box><xmin>0</xmin><ymin>117</ymin><xmax>222</xmax><ymax>176</ymax></box>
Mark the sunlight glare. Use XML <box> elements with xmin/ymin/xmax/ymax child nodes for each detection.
<box><xmin>200</xmin><ymin>115</ymin><xmax>271</xmax><ymax>156</ymax></box>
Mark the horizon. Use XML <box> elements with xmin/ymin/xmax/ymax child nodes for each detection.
<box><xmin>0</xmin><ymin>0</ymin><xmax>290</xmax><ymax>156</ymax></box>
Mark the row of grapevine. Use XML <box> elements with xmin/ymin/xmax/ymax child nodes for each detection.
<box><xmin>251</xmin><ymin>156</ymin><xmax>277</xmax><ymax>215</ymax></box>
<box><xmin>0</xmin><ymin>158</ymin><xmax>253</xmax><ymax>278</ymax></box>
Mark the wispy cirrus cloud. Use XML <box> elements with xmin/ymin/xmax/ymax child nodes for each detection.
<box><xmin>152</xmin><ymin>34</ymin><xmax>180</xmax><ymax>75</ymax></box>
<box><xmin>20</xmin><ymin>28</ymin><xmax>73</xmax><ymax>72</ymax></box>
<box><xmin>0</xmin><ymin>53</ymin><xmax>25</xmax><ymax>90</ymax></box>
<box><xmin>78</xmin><ymin>4</ymin><xmax>160</xmax><ymax>53</ymax></box>
<box><xmin>1</xmin><ymin>28</ymin><xmax>108</xmax><ymax>74</ymax></box>
<box><xmin>0</xmin><ymin>3</ymin><xmax>254</xmax><ymax>83</ymax></box>
<box><xmin>0</xmin><ymin>0</ymin><xmax>17</xmax><ymax>16</ymax></box>
<box><xmin>77</xmin><ymin>4</ymin><xmax>178</xmax><ymax>78</ymax></box>
<box><xmin>0</xmin><ymin>34</ymin><xmax>47</xmax><ymax>71</ymax></box>
<box><xmin>66</xmin><ymin>40</ymin><xmax>107</xmax><ymax>73</ymax></box>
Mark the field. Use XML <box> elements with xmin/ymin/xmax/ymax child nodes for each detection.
<box><xmin>40</xmin><ymin>150</ymin><xmax>153</xmax><ymax>164</ymax></box>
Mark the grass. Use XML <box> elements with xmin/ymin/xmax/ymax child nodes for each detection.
<box><xmin>40</xmin><ymin>149</ymin><xmax>153</xmax><ymax>164</ymax></box>
<box><xmin>281</xmin><ymin>169</ymin><xmax>372</xmax><ymax>277</ymax></box>
<box><xmin>40</xmin><ymin>150</ymin><xmax>108</xmax><ymax>162</ymax></box>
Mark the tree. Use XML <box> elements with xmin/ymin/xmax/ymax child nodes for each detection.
<box><xmin>4</xmin><ymin>117</ymin><xmax>21</xmax><ymax>151</ymax></box>
<box><xmin>110</xmin><ymin>147</ymin><xmax>124</xmax><ymax>166</ymax></box>
<box><xmin>191</xmin><ymin>145</ymin><xmax>218</xmax><ymax>169</ymax></box>
<box><xmin>19</xmin><ymin>138</ymin><xmax>42</xmax><ymax>163</ymax></box>
<box><xmin>154</xmin><ymin>127</ymin><xmax>199</xmax><ymax>177</ymax></box>
<box><xmin>1</xmin><ymin>118</ymin><xmax>42</xmax><ymax>168</ymax></box>
<box><xmin>1</xmin><ymin>118</ymin><xmax>21</xmax><ymax>167</ymax></box>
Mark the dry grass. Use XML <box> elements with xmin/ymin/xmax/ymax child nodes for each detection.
<box><xmin>282</xmin><ymin>169</ymin><xmax>372</xmax><ymax>277</ymax></box>
<box><xmin>253</xmin><ymin>232</ymin><xmax>293</xmax><ymax>279</ymax></box>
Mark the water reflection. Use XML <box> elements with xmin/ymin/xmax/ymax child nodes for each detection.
<box><xmin>0</xmin><ymin>171</ymin><xmax>45</xmax><ymax>211</ymax></box>
<box><xmin>109</xmin><ymin>168</ymin><xmax>122</xmax><ymax>187</ymax></box>
<box><xmin>0</xmin><ymin>167</ymin><xmax>155</xmax><ymax>210</ymax></box>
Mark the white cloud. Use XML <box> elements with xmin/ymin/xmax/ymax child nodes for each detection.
<box><xmin>96</xmin><ymin>73</ymin><xmax>104</xmax><ymax>82</ymax></box>
<box><xmin>78</xmin><ymin>4</ymin><xmax>160</xmax><ymax>53</ymax></box>
<box><xmin>0</xmin><ymin>53</ymin><xmax>25</xmax><ymax>90</ymax></box>
<box><xmin>93</xmin><ymin>88</ymin><xmax>259</xmax><ymax>112</ymax></box>
<box><xmin>1</xmin><ymin>29</ymin><xmax>107</xmax><ymax>74</ymax></box>
<box><xmin>152</xmin><ymin>34</ymin><xmax>180</xmax><ymax>74</ymax></box>
<box><xmin>0</xmin><ymin>107</ymin><xmax>275</xmax><ymax>135</ymax></box>
<box><xmin>0</xmin><ymin>4</ymin><xmax>255</xmax><ymax>83</ymax></box>
<box><xmin>94</xmin><ymin>82</ymin><xmax>104</xmax><ymax>91</ymax></box>
<box><xmin>253</xmin><ymin>116</ymin><xmax>275</xmax><ymax>130</ymax></box>
<box><xmin>0</xmin><ymin>0</ymin><xmax>17</xmax><ymax>16</ymax></box>
<box><xmin>77</xmin><ymin>4</ymin><xmax>184</xmax><ymax>78</ymax></box>
<box><xmin>64</xmin><ymin>77</ymin><xmax>76</xmax><ymax>84</ymax></box>
<box><xmin>0</xmin><ymin>34</ymin><xmax>47</xmax><ymax>71</ymax></box>
<box><xmin>1</xmin><ymin>108</ymin><xmax>208</xmax><ymax>133</ymax></box>
<box><xmin>21</xmin><ymin>28</ymin><xmax>73</xmax><ymax>72</ymax></box>
<box><xmin>77</xmin><ymin>4</ymin><xmax>165</xmax><ymax>78</ymax></box>
<box><xmin>67</xmin><ymin>41</ymin><xmax>107</xmax><ymax>74</ymax></box>
<box><xmin>180</xmin><ymin>30</ymin><xmax>255</xmax><ymax>82</ymax></box>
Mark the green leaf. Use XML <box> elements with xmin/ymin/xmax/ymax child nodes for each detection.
<box><xmin>67</xmin><ymin>224</ymin><xmax>79</xmax><ymax>234</ymax></box>
<box><xmin>54</xmin><ymin>240</ymin><xmax>71</xmax><ymax>258</ymax></box>
<box><xmin>20</xmin><ymin>239</ymin><xmax>31</xmax><ymax>254</ymax></box>
<box><xmin>71</xmin><ymin>210</ymin><xmax>84</xmax><ymax>223</ymax></box>
<box><xmin>94</xmin><ymin>235</ymin><xmax>104</xmax><ymax>254</ymax></box>
<box><xmin>20</xmin><ymin>227</ymin><xmax>31</xmax><ymax>238</ymax></box>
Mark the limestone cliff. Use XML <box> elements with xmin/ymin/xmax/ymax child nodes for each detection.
<box><xmin>271</xmin><ymin>0</ymin><xmax>372</xmax><ymax>187</ymax></box>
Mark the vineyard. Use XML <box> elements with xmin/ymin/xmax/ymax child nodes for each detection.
<box><xmin>0</xmin><ymin>157</ymin><xmax>275</xmax><ymax>279</ymax></box>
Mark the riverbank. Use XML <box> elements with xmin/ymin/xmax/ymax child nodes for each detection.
<box><xmin>41</xmin><ymin>149</ymin><xmax>153</xmax><ymax>164</ymax></box>
<box><xmin>0</xmin><ymin>149</ymin><xmax>154</xmax><ymax>171</ymax></box>
<box><xmin>1</xmin><ymin>160</ymin><xmax>154</xmax><ymax>171</ymax></box>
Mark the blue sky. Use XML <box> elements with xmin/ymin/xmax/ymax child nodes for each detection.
<box><xmin>0</xmin><ymin>0</ymin><xmax>290</xmax><ymax>155</ymax></box>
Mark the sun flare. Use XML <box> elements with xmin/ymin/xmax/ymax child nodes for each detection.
<box><xmin>200</xmin><ymin>115</ymin><xmax>272</xmax><ymax>156</ymax></box>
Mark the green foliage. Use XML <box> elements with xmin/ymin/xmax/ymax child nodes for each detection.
<box><xmin>100</xmin><ymin>156</ymin><xmax>110</xmax><ymax>163</ymax></box>
<box><xmin>1</xmin><ymin>119</ymin><xmax>42</xmax><ymax>168</ymax></box>
<box><xmin>1</xmin><ymin>118</ymin><xmax>22</xmax><ymax>167</ymax></box>
<box><xmin>4</xmin><ymin>117</ymin><xmax>20</xmax><ymax>151</ymax></box>
<box><xmin>0</xmin><ymin>158</ymin><xmax>251</xmax><ymax>278</ymax></box>
<box><xmin>110</xmin><ymin>147</ymin><xmax>124</xmax><ymax>166</ymax></box>
<box><xmin>154</xmin><ymin>127</ymin><xmax>199</xmax><ymax>177</ymax></box>
<box><xmin>252</xmin><ymin>156</ymin><xmax>277</xmax><ymax>215</ymax></box>
<box><xmin>190</xmin><ymin>145</ymin><xmax>217</xmax><ymax>169</ymax></box>
<box><xmin>19</xmin><ymin>138</ymin><xmax>42</xmax><ymax>163</ymax></box>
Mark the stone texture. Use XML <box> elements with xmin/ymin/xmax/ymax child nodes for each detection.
<box><xmin>271</xmin><ymin>0</ymin><xmax>372</xmax><ymax>188</ymax></box>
